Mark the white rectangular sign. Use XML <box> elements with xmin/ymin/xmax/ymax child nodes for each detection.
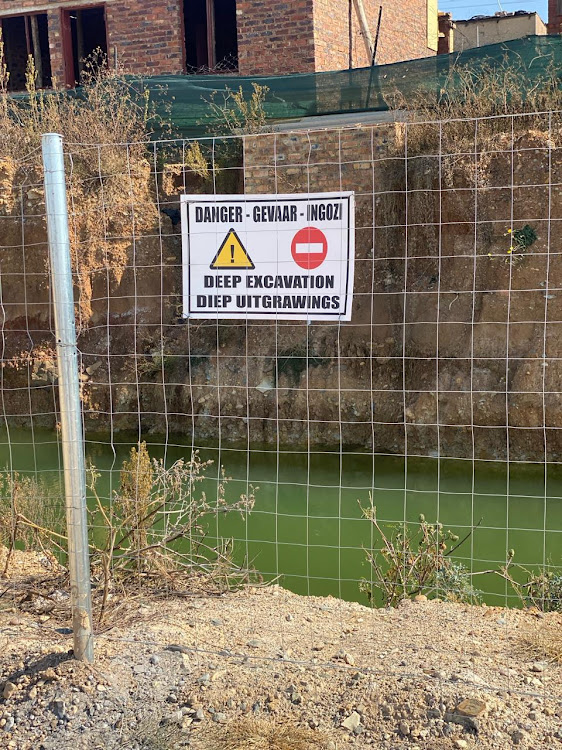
<box><xmin>181</xmin><ymin>191</ymin><xmax>355</xmax><ymax>321</ymax></box>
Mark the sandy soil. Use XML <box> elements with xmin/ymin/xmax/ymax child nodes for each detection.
<box><xmin>1</xmin><ymin>550</ymin><xmax>561</xmax><ymax>749</ymax></box>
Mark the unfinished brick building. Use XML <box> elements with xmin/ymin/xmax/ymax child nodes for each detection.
<box><xmin>549</xmin><ymin>0</ymin><xmax>562</xmax><ymax>32</ymax></box>
<box><xmin>0</xmin><ymin>0</ymin><xmax>436</xmax><ymax>90</ymax></box>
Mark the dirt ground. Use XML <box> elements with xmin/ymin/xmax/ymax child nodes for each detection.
<box><xmin>1</xmin><ymin>547</ymin><xmax>561</xmax><ymax>750</ymax></box>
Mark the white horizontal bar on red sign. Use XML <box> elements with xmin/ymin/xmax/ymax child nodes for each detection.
<box><xmin>294</xmin><ymin>243</ymin><xmax>325</xmax><ymax>254</ymax></box>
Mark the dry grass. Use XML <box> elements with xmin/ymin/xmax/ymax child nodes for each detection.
<box><xmin>0</xmin><ymin>443</ymin><xmax>258</xmax><ymax>628</ymax></box>
<box><xmin>390</xmin><ymin>56</ymin><xmax>562</xmax><ymax>158</ymax></box>
<box><xmin>204</xmin><ymin>83</ymin><xmax>271</xmax><ymax>135</ymax></box>
<box><xmin>381</xmin><ymin>56</ymin><xmax>562</xmax><ymax>238</ymax></box>
<box><xmin>0</xmin><ymin>473</ymin><xmax>64</xmax><ymax>575</ymax></box>
<box><xmin>0</xmin><ymin>36</ymin><xmax>159</xmax><ymax>325</ymax></box>
<box><xmin>88</xmin><ymin>443</ymin><xmax>257</xmax><ymax>624</ymax></box>
<box><xmin>520</xmin><ymin>618</ymin><xmax>562</xmax><ymax>664</ymax></box>
<box><xmin>197</xmin><ymin>718</ymin><xmax>332</xmax><ymax>750</ymax></box>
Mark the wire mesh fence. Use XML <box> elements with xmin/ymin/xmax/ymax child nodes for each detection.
<box><xmin>1</xmin><ymin>112</ymin><xmax>562</xmax><ymax>720</ymax></box>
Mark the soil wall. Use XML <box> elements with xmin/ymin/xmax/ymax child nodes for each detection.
<box><xmin>1</xmin><ymin>119</ymin><xmax>560</xmax><ymax>460</ymax></box>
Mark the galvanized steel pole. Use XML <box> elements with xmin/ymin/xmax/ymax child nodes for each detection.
<box><xmin>42</xmin><ymin>133</ymin><xmax>94</xmax><ymax>663</ymax></box>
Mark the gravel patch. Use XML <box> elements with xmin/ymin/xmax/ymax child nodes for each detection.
<box><xmin>1</xmin><ymin>581</ymin><xmax>562</xmax><ymax>749</ymax></box>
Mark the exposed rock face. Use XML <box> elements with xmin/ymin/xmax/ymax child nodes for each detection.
<box><xmin>1</xmin><ymin>124</ymin><xmax>561</xmax><ymax>460</ymax></box>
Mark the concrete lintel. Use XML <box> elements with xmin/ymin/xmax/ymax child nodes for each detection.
<box><xmin>0</xmin><ymin>0</ymin><xmax>116</xmax><ymax>18</ymax></box>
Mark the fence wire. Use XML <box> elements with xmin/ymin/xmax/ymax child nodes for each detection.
<box><xmin>1</xmin><ymin>113</ymin><xmax>562</xmax><ymax>721</ymax></box>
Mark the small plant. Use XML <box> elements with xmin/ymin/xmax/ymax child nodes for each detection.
<box><xmin>116</xmin><ymin>441</ymin><xmax>154</xmax><ymax>556</ymax></box>
<box><xmin>435</xmin><ymin>560</ymin><xmax>481</xmax><ymax>604</ymax></box>
<box><xmin>521</xmin><ymin>619</ymin><xmax>562</xmax><ymax>664</ymax></box>
<box><xmin>503</xmin><ymin>224</ymin><xmax>538</xmax><ymax>262</ymax></box>
<box><xmin>136</xmin><ymin>348</ymin><xmax>182</xmax><ymax>379</ymax></box>
<box><xmin>525</xmin><ymin>570</ymin><xmax>562</xmax><ymax>612</ymax></box>
<box><xmin>195</xmin><ymin>82</ymin><xmax>271</xmax><ymax>189</ymax></box>
<box><xmin>184</xmin><ymin>140</ymin><xmax>211</xmax><ymax>179</ymax></box>
<box><xmin>499</xmin><ymin>556</ymin><xmax>562</xmax><ymax>613</ymax></box>
<box><xmin>161</xmin><ymin>139</ymin><xmax>213</xmax><ymax>195</ymax></box>
<box><xmin>360</xmin><ymin>497</ymin><xmax>480</xmax><ymax>607</ymax></box>
<box><xmin>205</xmin><ymin>82</ymin><xmax>271</xmax><ymax>135</ymax></box>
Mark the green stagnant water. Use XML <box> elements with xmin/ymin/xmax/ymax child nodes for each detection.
<box><xmin>3</xmin><ymin>428</ymin><xmax>561</xmax><ymax>607</ymax></box>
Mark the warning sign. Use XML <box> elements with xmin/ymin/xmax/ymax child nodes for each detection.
<box><xmin>291</xmin><ymin>227</ymin><xmax>328</xmax><ymax>270</ymax></box>
<box><xmin>210</xmin><ymin>229</ymin><xmax>255</xmax><ymax>270</ymax></box>
<box><xmin>181</xmin><ymin>191</ymin><xmax>355</xmax><ymax>321</ymax></box>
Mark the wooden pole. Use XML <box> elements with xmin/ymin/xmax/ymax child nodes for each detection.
<box><xmin>76</xmin><ymin>10</ymin><xmax>84</xmax><ymax>78</ymax></box>
<box><xmin>206</xmin><ymin>0</ymin><xmax>216</xmax><ymax>69</ymax></box>
<box><xmin>352</xmin><ymin>0</ymin><xmax>374</xmax><ymax>60</ymax></box>
<box><xmin>30</xmin><ymin>15</ymin><xmax>43</xmax><ymax>87</ymax></box>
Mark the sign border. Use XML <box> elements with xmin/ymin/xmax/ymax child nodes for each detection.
<box><xmin>181</xmin><ymin>192</ymin><xmax>355</xmax><ymax>321</ymax></box>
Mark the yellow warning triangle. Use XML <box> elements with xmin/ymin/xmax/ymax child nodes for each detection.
<box><xmin>210</xmin><ymin>228</ymin><xmax>254</xmax><ymax>270</ymax></box>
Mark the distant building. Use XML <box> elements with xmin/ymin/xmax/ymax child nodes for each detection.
<box><xmin>549</xmin><ymin>0</ymin><xmax>562</xmax><ymax>32</ymax></box>
<box><xmin>0</xmin><ymin>0</ymin><xmax>438</xmax><ymax>91</ymax></box>
<box><xmin>452</xmin><ymin>11</ymin><xmax>546</xmax><ymax>52</ymax></box>
<box><xmin>438</xmin><ymin>11</ymin><xmax>454</xmax><ymax>55</ymax></box>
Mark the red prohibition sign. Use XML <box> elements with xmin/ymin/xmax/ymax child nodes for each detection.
<box><xmin>291</xmin><ymin>226</ymin><xmax>328</xmax><ymax>270</ymax></box>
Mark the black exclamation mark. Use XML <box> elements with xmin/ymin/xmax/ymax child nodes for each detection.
<box><xmin>230</xmin><ymin>244</ymin><xmax>235</xmax><ymax>264</ymax></box>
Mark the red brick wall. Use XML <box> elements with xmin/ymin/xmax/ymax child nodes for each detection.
<box><xmin>105</xmin><ymin>0</ymin><xmax>184</xmax><ymax>74</ymax></box>
<box><xmin>237</xmin><ymin>0</ymin><xmax>432</xmax><ymax>75</ymax></box>
<box><xmin>236</xmin><ymin>0</ymin><xmax>315</xmax><ymax>75</ymax></box>
<box><xmin>0</xmin><ymin>0</ymin><xmax>184</xmax><ymax>87</ymax></box>
<box><xmin>548</xmin><ymin>0</ymin><xmax>562</xmax><ymax>33</ymax></box>
<box><xmin>0</xmin><ymin>0</ymin><xmax>433</xmax><ymax>83</ymax></box>
<box><xmin>438</xmin><ymin>12</ymin><xmax>453</xmax><ymax>55</ymax></box>
<box><xmin>46</xmin><ymin>9</ymin><xmax>66</xmax><ymax>86</ymax></box>
<box><xmin>0</xmin><ymin>2</ymin><xmax>67</xmax><ymax>86</ymax></box>
<box><xmin>313</xmin><ymin>0</ymin><xmax>433</xmax><ymax>71</ymax></box>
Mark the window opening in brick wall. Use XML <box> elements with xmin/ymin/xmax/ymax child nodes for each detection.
<box><xmin>2</xmin><ymin>14</ymin><xmax>52</xmax><ymax>91</ymax></box>
<box><xmin>62</xmin><ymin>6</ymin><xmax>107</xmax><ymax>86</ymax></box>
<box><xmin>214</xmin><ymin>0</ymin><xmax>238</xmax><ymax>69</ymax></box>
<box><xmin>184</xmin><ymin>0</ymin><xmax>238</xmax><ymax>72</ymax></box>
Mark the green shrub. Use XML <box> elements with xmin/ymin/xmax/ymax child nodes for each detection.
<box><xmin>360</xmin><ymin>497</ymin><xmax>480</xmax><ymax>607</ymax></box>
<box><xmin>526</xmin><ymin>571</ymin><xmax>562</xmax><ymax>612</ymax></box>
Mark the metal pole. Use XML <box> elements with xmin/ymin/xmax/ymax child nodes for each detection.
<box><xmin>366</xmin><ymin>6</ymin><xmax>383</xmax><ymax>108</ymax></box>
<box><xmin>42</xmin><ymin>133</ymin><xmax>94</xmax><ymax>663</ymax></box>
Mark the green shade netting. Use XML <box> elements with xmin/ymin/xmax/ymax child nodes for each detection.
<box><xmin>137</xmin><ymin>36</ymin><xmax>562</xmax><ymax>138</ymax></box>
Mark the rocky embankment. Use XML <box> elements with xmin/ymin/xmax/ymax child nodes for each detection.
<box><xmin>2</xmin><ymin>126</ymin><xmax>562</xmax><ymax>459</ymax></box>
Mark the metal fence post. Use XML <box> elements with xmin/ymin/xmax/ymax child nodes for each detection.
<box><xmin>42</xmin><ymin>133</ymin><xmax>94</xmax><ymax>663</ymax></box>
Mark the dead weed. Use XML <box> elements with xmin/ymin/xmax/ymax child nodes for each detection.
<box><xmin>197</xmin><ymin>717</ymin><xmax>332</xmax><ymax>750</ymax></box>
<box><xmin>520</xmin><ymin>616</ymin><xmax>562</xmax><ymax>664</ymax></box>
